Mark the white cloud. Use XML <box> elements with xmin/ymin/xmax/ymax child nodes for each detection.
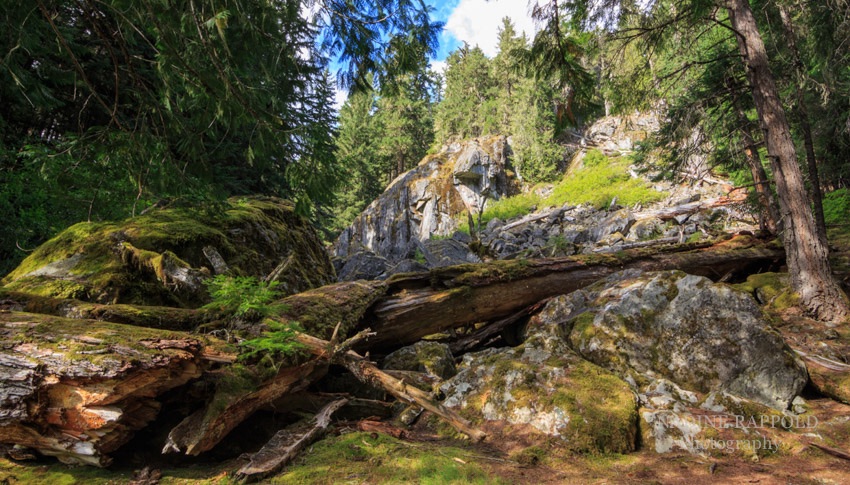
<box><xmin>333</xmin><ymin>87</ymin><xmax>348</xmax><ymax>111</ymax></box>
<box><xmin>429</xmin><ymin>59</ymin><xmax>448</xmax><ymax>76</ymax></box>
<box><xmin>445</xmin><ymin>0</ymin><xmax>537</xmax><ymax>57</ymax></box>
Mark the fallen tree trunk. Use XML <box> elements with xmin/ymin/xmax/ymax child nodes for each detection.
<box><xmin>364</xmin><ymin>236</ymin><xmax>783</xmax><ymax>350</ymax></box>
<box><xmin>0</xmin><ymin>291</ymin><xmax>215</xmax><ymax>331</ymax></box>
<box><xmin>235</xmin><ymin>397</ymin><xmax>349</xmax><ymax>482</ymax></box>
<box><xmin>0</xmin><ymin>311</ymin><xmax>219</xmax><ymax>466</ymax></box>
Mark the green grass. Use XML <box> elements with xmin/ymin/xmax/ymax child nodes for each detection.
<box><xmin>546</xmin><ymin>150</ymin><xmax>664</xmax><ymax>210</ymax></box>
<box><xmin>271</xmin><ymin>432</ymin><xmax>506</xmax><ymax>484</ymax></box>
<box><xmin>457</xmin><ymin>149</ymin><xmax>664</xmax><ymax>232</ymax></box>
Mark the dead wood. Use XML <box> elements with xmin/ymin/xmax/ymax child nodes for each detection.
<box><xmin>364</xmin><ymin>236</ymin><xmax>783</xmax><ymax>350</ymax></box>
<box><xmin>293</xmin><ymin>331</ymin><xmax>487</xmax><ymax>442</ymax></box>
<box><xmin>162</xmin><ymin>359</ymin><xmax>327</xmax><ymax>456</ymax></box>
<box><xmin>0</xmin><ymin>311</ymin><xmax>216</xmax><ymax>466</ymax></box>
<box><xmin>357</xmin><ymin>418</ymin><xmax>408</xmax><ymax>439</ymax></box>
<box><xmin>0</xmin><ymin>291</ymin><xmax>215</xmax><ymax>331</ymax></box>
<box><xmin>235</xmin><ymin>397</ymin><xmax>349</xmax><ymax>482</ymax></box>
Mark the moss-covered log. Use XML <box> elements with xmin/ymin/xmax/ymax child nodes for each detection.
<box><xmin>0</xmin><ymin>291</ymin><xmax>216</xmax><ymax>331</ymax></box>
<box><xmin>364</xmin><ymin>236</ymin><xmax>783</xmax><ymax>350</ymax></box>
<box><xmin>0</xmin><ymin>312</ymin><xmax>225</xmax><ymax>466</ymax></box>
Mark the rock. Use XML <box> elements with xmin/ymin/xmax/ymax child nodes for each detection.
<box><xmin>382</xmin><ymin>342</ymin><xmax>457</xmax><ymax>380</ymax></box>
<box><xmin>553</xmin><ymin>270</ymin><xmax>807</xmax><ymax>411</ymax></box>
<box><xmin>627</xmin><ymin>218</ymin><xmax>664</xmax><ymax>241</ymax></box>
<box><xmin>387</xmin><ymin>259</ymin><xmax>429</xmax><ymax>276</ymax></box>
<box><xmin>333</xmin><ymin>137</ymin><xmax>511</xmax><ymax>262</ymax></box>
<box><xmin>578</xmin><ymin>209</ymin><xmax>634</xmax><ymax>244</ymax></box>
<box><xmin>440</xmin><ymin>307</ymin><xmax>638</xmax><ymax>453</ymax></box>
<box><xmin>1</xmin><ymin>197</ymin><xmax>334</xmax><ymax>307</ymax></box>
<box><xmin>337</xmin><ymin>250</ymin><xmax>389</xmax><ymax>281</ymax></box>
<box><xmin>420</xmin><ymin>239</ymin><xmax>479</xmax><ymax>268</ymax></box>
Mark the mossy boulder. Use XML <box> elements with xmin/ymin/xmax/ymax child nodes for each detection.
<box><xmin>556</xmin><ymin>270</ymin><xmax>807</xmax><ymax>411</ymax></box>
<box><xmin>439</xmin><ymin>309</ymin><xmax>638</xmax><ymax>454</ymax></box>
<box><xmin>1</xmin><ymin>197</ymin><xmax>334</xmax><ymax>307</ymax></box>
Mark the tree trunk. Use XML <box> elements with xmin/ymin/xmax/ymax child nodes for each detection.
<box><xmin>363</xmin><ymin>236</ymin><xmax>783</xmax><ymax>350</ymax></box>
<box><xmin>728</xmin><ymin>83</ymin><xmax>779</xmax><ymax>233</ymax></box>
<box><xmin>778</xmin><ymin>4</ymin><xmax>828</xmax><ymax>241</ymax></box>
<box><xmin>727</xmin><ymin>0</ymin><xmax>850</xmax><ymax>322</ymax></box>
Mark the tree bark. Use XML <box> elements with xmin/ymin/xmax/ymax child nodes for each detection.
<box><xmin>778</xmin><ymin>4</ymin><xmax>828</xmax><ymax>241</ymax></box>
<box><xmin>0</xmin><ymin>312</ymin><xmax>214</xmax><ymax>466</ymax></box>
<box><xmin>727</xmin><ymin>0</ymin><xmax>850</xmax><ymax>322</ymax></box>
<box><xmin>363</xmin><ymin>236</ymin><xmax>783</xmax><ymax>350</ymax></box>
<box><xmin>728</xmin><ymin>81</ymin><xmax>779</xmax><ymax>233</ymax></box>
<box><xmin>235</xmin><ymin>398</ymin><xmax>349</xmax><ymax>482</ymax></box>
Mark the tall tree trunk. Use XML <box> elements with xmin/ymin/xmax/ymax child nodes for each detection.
<box><xmin>778</xmin><ymin>4</ymin><xmax>828</xmax><ymax>241</ymax></box>
<box><xmin>727</xmin><ymin>0</ymin><xmax>849</xmax><ymax>322</ymax></box>
<box><xmin>729</xmin><ymin>83</ymin><xmax>779</xmax><ymax>233</ymax></box>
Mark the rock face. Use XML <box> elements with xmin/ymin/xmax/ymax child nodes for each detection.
<box><xmin>333</xmin><ymin>137</ymin><xmax>512</xmax><ymax>263</ymax></box>
<box><xmin>440</xmin><ymin>304</ymin><xmax>639</xmax><ymax>453</ymax></box>
<box><xmin>382</xmin><ymin>342</ymin><xmax>456</xmax><ymax>380</ymax></box>
<box><xmin>1</xmin><ymin>197</ymin><xmax>334</xmax><ymax>307</ymax></box>
<box><xmin>551</xmin><ymin>270</ymin><xmax>807</xmax><ymax>411</ymax></box>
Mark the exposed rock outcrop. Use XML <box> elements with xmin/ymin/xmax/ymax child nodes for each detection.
<box><xmin>1</xmin><ymin>197</ymin><xmax>334</xmax><ymax>306</ymax></box>
<box><xmin>334</xmin><ymin>137</ymin><xmax>512</xmax><ymax>263</ymax></box>
<box><xmin>553</xmin><ymin>269</ymin><xmax>807</xmax><ymax>411</ymax></box>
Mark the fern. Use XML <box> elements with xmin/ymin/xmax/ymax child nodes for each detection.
<box><xmin>203</xmin><ymin>275</ymin><xmax>285</xmax><ymax>318</ymax></box>
<box><xmin>239</xmin><ymin>319</ymin><xmax>307</xmax><ymax>364</ymax></box>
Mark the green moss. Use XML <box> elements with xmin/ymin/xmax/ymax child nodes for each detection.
<box><xmin>2</xmin><ymin>197</ymin><xmax>334</xmax><ymax>308</ymax></box>
<box><xmin>732</xmin><ymin>272</ymin><xmax>799</xmax><ymax>310</ymax></box>
<box><xmin>823</xmin><ymin>188</ymin><xmax>850</xmax><ymax>226</ymax></box>
<box><xmin>273</xmin><ymin>280</ymin><xmax>387</xmax><ymax>339</ymax></box>
<box><xmin>271</xmin><ymin>432</ymin><xmax>505</xmax><ymax>484</ymax></box>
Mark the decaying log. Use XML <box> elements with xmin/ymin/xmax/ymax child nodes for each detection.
<box><xmin>293</xmin><ymin>331</ymin><xmax>487</xmax><ymax>442</ymax></box>
<box><xmin>449</xmin><ymin>299</ymin><xmax>552</xmax><ymax>355</ymax></box>
<box><xmin>633</xmin><ymin>192</ymin><xmax>748</xmax><ymax>222</ymax></box>
<box><xmin>235</xmin><ymin>397</ymin><xmax>349</xmax><ymax>482</ymax></box>
<box><xmin>162</xmin><ymin>359</ymin><xmax>327</xmax><ymax>456</ymax></box>
<box><xmin>0</xmin><ymin>311</ymin><xmax>218</xmax><ymax>466</ymax></box>
<box><xmin>364</xmin><ymin>236</ymin><xmax>783</xmax><ymax>350</ymax></box>
<box><xmin>0</xmin><ymin>291</ymin><xmax>215</xmax><ymax>331</ymax></box>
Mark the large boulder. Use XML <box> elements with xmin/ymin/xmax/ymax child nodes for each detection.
<box><xmin>440</xmin><ymin>306</ymin><xmax>639</xmax><ymax>453</ymax></box>
<box><xmin>333</xmin><ymin>137</ymin><xmax>512</xmax><ymax>263</ymax></box>
<box><xmin>550</xmin><ymin>270</ymin><xmax>807</xmax><ymax>411</ymax></box>
<box><xmin>1</xmin><ymin>197</ymin><xmax>334</xmax><ymax>307</ymax></box>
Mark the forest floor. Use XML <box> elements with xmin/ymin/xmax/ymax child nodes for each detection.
<box><xmin>2</xmin><ymin>227</ymin><xmax>850</xmax><ymax>484</ymax></box>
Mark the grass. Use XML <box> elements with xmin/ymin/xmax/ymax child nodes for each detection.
<box><xmin>456</xmin><ymin>150</ymin><xmax>664</xmax><ymax>233</ymax></box>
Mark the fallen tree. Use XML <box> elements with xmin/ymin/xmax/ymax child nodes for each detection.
<box><xmin>363</xmin><ymin>235</ymin><xmax>784</xmax><ymax>350</ymax></box>
<box><xmin>0</xmin><ymin>235</ymin><xmax>784</xmax><ymax>466</ymax></box>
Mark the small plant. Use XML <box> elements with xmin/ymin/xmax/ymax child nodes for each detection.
<box><xmin>203</xmin><ymin>275</ymin><xmax>285</xmax><ymax>318</ymax></box>
<box><xmin>414</xmin><ymin>248</ymin><xmax>427</xmax><ymax>264</ymax></box>
<box><xmin>238</xmin><ymin>319</ymin><xmax>307</xmax><ymax>366</ymax></box>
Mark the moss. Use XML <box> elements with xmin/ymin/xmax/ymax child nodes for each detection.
<box><xmin>0</xmin><ymin>311</ymin><xmax>208</xmax><ymax>367</ymax></box>
<box><xmin>2</xmin><ymin>197</ymin><xmax>334</xmax><ymax>308</ymax></box>
<box><xmin>273</xmin><ymin>280</ymin><xmax>387</xmax><ymax>340</ymax></box>
<box><xmin>731</xmin><ymin>272</ymin><xmax>799</xmax><ymax>311</ymax></box>
<box><xmin>272</xmin><ymin>432</ymin><xmax>504</xmax><ymax>484</ymax></box>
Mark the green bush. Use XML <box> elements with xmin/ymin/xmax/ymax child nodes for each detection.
<box><xmin>823</xmin><ymin>188</ymin><xmax>850</xmax><ymax>226</ymax></box>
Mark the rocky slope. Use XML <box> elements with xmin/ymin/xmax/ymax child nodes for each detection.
<box><xmin>334</xmin><ymin>114</ymin><xmax>755</xmax><ymax>281</ymax></box>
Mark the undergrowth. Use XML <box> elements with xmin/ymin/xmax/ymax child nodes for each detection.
<box><xmin>456</xmin><ymin>149</ymin><xmax>663</xmax><ymax>233</ymax></box>
<box><xmin>823</xmin><ymin>188</ymin><xmax>850</xmax><ymax>226</ymax></box>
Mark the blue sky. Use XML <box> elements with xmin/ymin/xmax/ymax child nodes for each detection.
<box><xmin>332</xmin><ymin>0</ymin><xmax>537</xmax><ymax>107</ymax></box>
